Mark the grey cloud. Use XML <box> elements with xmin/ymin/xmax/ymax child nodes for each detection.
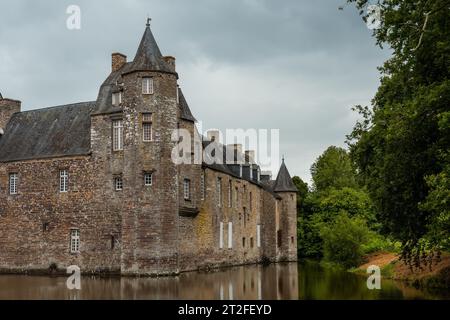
<box><xmin>0</xmin><ymin>0</ymin><xmax>389</xmax><ymax>182</ymax></box>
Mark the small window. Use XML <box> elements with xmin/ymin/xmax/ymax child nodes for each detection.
<box><xmin>144</xmin><ymin>173</ymin><xmax>153</xmax><ymax>186</ymax></box>
<box><xmin>228</xmin><ymin>222</ymin><xmax>233</xmax><ymax>249</ymax></box>
<box><xmin>111</xmin><ymin>235</ymin><xmax>115</xmax><ymax>250</ymax></box>
<box><xmin>291</xmin><ymin>236</ymin><xmax>294</xmax><ymax>245</ymax></box>
<box><xmin>249</xmin><ymin>192</ymin><xmax>252</xmax><ymax>211</ymax></box>
<box><xmin>70</xmin><ymin>229</ymin><xmax>80</xmax><ymax>253</ymax></box>
<box><xmin>142</xmin><ymin>77</ymin><xmax>154</xmax><ymax>95</ymax></box>
<box><xmin>60</xmin><ymin>170</ymin><xmax>68</xmax><ymax>193</ymax></box>
<box><xmin>250</xmin><ymin>237</ymin><xmax>254</xmax><ymax>248</ymax></box>
<box><xmin>112</xmin><ymin>120</ymin><xmax>124</xmax><ymax>151</ymax></box>
<box><xmin>219</xmin><ymin>222</ymin><xmax>224</xmax><ymax>249</ymax></box>
<box><xmin>112</xmin><ymin>92</ymin><xmax>122</xmax><ymax>106</ymax></box>
<box><xmin>9</xmin><ymin>173</ymin><xmax>18</xmax><ymax>195</ymax></box>
<box><xmin>242</xmin><ymin>237</ymin><xmax>246</xmax><ymax>248</ymax></box>
<box><xmin>257</xmin><ymin>225</ymin><xmax>261</xmax><ymax>248</ymax></box>
<box><xmin>277</xmin><ymin>230</ymin><xmax>282</xmax><ymax>248</ymax></box>
<box><xmin>183</xmin><ymin>179</ymin><xmax>191</xmax><ymax>200</ymax></box>
<box><xmin>217</xmin><ymin>178</ymin><xmax>222</xmax><ymax>207</ymax></box>
<box><xmin>228</xmin><ymin>180</ymin><xmax>232</xmax><ymax>208</ymax></box>
<box><xmin>114</xmin><ymin>177</ymin><xmax>123</xmax><ymax>191</ymax></box>
<box><xmin>200</xmin><ymin>171</ymin><xmax>205</xmax><ymax>200</ymax></box>
<box><xmin>234</xmin><ymin>187</ymin><xmax>238</xmax><ymax>208</ymax></box>
<box><xmin>142</xmin><ymin>113</ymin><xmax>152</xmax><ymax>142</ymax></box>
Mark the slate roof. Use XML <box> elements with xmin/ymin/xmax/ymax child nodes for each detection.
<box><xmin>121</xmin><ymin>24</ymin><xmax>175</xmax><ymax>76</ymax></box>
<box><xmin>178</xmin><ymin>89</ymin><xmax>196</xmax><ymax>122</ymax></box>
<box><xmin>273</xmin><ymin>160</ymin><xmax>298</xmax><ymax>192</ymax></box>
<box><xmin>0</xmin><ymin>102</ymin><xmax>95</xmax><ymax>162</ymax></box>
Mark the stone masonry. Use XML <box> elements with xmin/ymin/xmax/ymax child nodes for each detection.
<box><xmin>0</xmin><ymin>23</ymin><xmax>298</xmax><ymax>275</ymax></box>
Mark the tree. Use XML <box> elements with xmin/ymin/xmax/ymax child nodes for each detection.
<box><xmin>310</xmin><ymin>146</ymin><xmax>357</xmax><ymax>192</ymax></box>
<box><xmin>320</xmin><ymin>212</ymin><xmax>372</xmax><ymax>268</ymax></box>
<box><xmin>292</xmin><ymin>176</ymin><xmax>309</xmax><ymax>210</ymax></box>
<box><xmin>347</xmin><ymin>0</ymin><xmax>450</xmax><ymax>265</ymax></box>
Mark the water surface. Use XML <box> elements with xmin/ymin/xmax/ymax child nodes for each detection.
<box><xmin>0</xmin><ymin>261</ymin><xmax>447</xmax><ymax>300</ymax></box>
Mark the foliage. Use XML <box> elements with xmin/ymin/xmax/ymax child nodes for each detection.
<box><xmin>292</xmin><ymin>176</ymin><xmax>309</xmax><ymax>210</ymax></box>
<box><xmin>320</xmin><ymin>213</ymin><xmax>372</xmax><ymax>268</ymax></box>
<box><xmin>347</xmin><ymin>0</ymin><xmax>450</xmax><ymax>265</ymax></box>
<box><xmin>310</xmin><ymin>146</ymin><xmax>357</xmax><ymax>192</ymax></box>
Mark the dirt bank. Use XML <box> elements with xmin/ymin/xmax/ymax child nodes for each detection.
<box><xmin>356</xmin><ymin>251</ymin><xmax>450</xmax><ymax>289</ymax></box>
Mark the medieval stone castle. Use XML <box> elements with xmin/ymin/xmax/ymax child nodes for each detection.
<box><xmin>0</xmin><ymin>22</ymin><xmax>298</xmax><ymax>276</ymax></box>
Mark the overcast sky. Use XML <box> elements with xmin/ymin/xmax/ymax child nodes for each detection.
<box><xmin>0</xmin><ymin>0</ymin><xmax>389</xmax><ymax>184</ymax></box>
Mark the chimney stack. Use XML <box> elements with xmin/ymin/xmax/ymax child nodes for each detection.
<box><xmin>163</xmin><ymin>56</ymin><xmax>176</xmax><ymax>72</ymax></box>
<box><xmin>112</xmin><ymin>52</ymin><xmax>127</xmax><ymax>72</ymax></box>
<box><xmin>245</xmin><ymin>150</ymin><xmax>256</xmax><ymax>164</ymax></box>
<box><xmin>0</xmin><ymin>97</ymin><xmax>21</xmax><ymax>134</ymax></box>
<box><xmin>207</xmin><ymin>130</ymin><xmax>220</xmax><ymax>143</ymax></box>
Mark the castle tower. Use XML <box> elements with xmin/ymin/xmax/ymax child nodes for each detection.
<box><xmin>273</xmin><ymin>159</ymin><xmax>298</xmax><ymax>261</ymax></box>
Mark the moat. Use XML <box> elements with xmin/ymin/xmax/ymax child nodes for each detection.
<box><xmin>0</xmin><ymin>261</ymin><xmax>447</xmax><ymax>300</ymax></box>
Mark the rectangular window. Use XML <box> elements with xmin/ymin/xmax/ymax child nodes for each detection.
<box><xmin>183</xmin><ymin>179</ymin><xmax>191</xmax><ymax>200</ymax></box>
<box><xmin>219</xmin><ymin>222</ymin><xmax>224</xmax><ymax>249</ymax></box>
<box><xmin>112</xmin><ymin>120</ymin><xmax>123</xmax><ymax>151</ymax></box>
<box><xmin>228</xmin><ymin>222</ymin><xmax>233</xmax><ymax>249</ymax></box>
<box><xmin>200</xmin><ymin>171</ymin><xmax>205</xmax><ymax>200</ymax></box>
<box><xmin>114</xmin><ymin>177</ymin><xmax>123</xmax><ymax>191</ymax></box>
<box><xmin>242</xmin><ymin>237</ymin><xmax>246</xmax><ymax>248</ymax></box>
<box><xmin>228</xmin><ymin>180</ymin><xmax>232</xmax><ymax>208</ymax></box>
<box><xmin>234</xmin><ymin>187</ymin><xmax>238</xmax><ymax>208</ymax></box>
<box><xmin>142</xmin><ymin>77</ymin><xmax>154</xmax><ymax>94</ymax></box>
<box><xmin>144</xmin><ymin>173</ymin><xmax>153</xmax><ymax>186</ymax></box>
<box><xmin>70</xmin><ymin>229</ymin><xmax>80</xmax><ymax>253</ymax></box>
<box><xmin>249</xmin><ymin>192</ymin><xmax>252</xmax><ymax>211</ymax></box>
<box><xmin>112</xmin><ymin>92</ymin><xmax>122</xmax><ymax>106</ymax></box>
<box><xmin>277</xmin><ymin>230</ymin><xmax>282</xmax><ymax>248</ymax></box>
<box><xmin>9</xmin><ymin>173</ymin><xmax>18</xmax><ymax>195</ymax></box>
<box><xmin>250</xmin><ymin>237</ymin><xmax>254</xmax><ymax>248</ymax></box>
<box><xmin>217</xmin><ymin>178</ymin><xmax>222</xmax><ymax>207</ymax></box>
<box><xmin>60</xmin><ymin>170</ymin><xmax>68</xmax><ymax>193</ymax></box>
<box><xmin>257</xmin><ymin>225</ymin><xmax>261</xmax><ymax>248</ymax></box>
<box><xmin>142</xmin><ymin>113</ymin><xmax>153</xmax><ymax>141</ymax></box>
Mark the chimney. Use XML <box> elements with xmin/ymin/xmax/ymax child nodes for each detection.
<box><xmin>245</xmin><ymin>150</ymin><xmax>256</xmax><ymax>164</ymax></box>
<box><xmin>260</xmin><ymin>171</ymin><xmax>272</xmax><ymax>181</ymax></box>
<box><xmin>0</xmin><ymin>97</ymin><xmax>21</xmax><ymax>134</ymax></box>
<box><xmin>112</xmin><ymin>52</ymin><xmax>127</xmax><ymax>72</ymax></box>
<box><xmin>207</xmin><ymin>130</ymin><xmax>220</xmax><ymax>142</ymax></box>
<box><xmin>163</xmin><ymin>56</ymin><xmax>176</xmax><ymax>72</ymax></box>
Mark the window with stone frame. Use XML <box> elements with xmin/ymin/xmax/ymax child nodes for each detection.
<box><xmin>60</xmin><ymin>169</ymin><xmax>69</xmax><ymax>193</ymax></box>
<box><xmin>112</xmin><ymin>91</ymin><xmax>122</xmax><ymax>106</ymax></box>
<box><xmin>228</xmin><ymin>180</ymin><xmax>232</xmax><ymax>208</ymax></box>
<box><xmin>142</xmin><ymin>77</ymin><xmax>154</xmax><ymax>95</ymax></box>
<box><xmin>217</xmin><ymin>177</ymin><xmax>222</xmax><ymax>207</ymax></box>
<box><xmin>142</xmin><ymin>113</ymin><xmax>153</xmax><ymax>142</ymax></box>
<box><xmin>183</xmin><ymin>179</ymin><xmax>191</xmax><ymax>200</ymax></box>
<box><xmin>112</xmin><ymin>120</ymin><xmax>123</xmax><ymax>151</ymax></box>
<box><xmin>70</xmin><ymin>229</ymin><xmax>80</xmax><ymax>253</ymax></box>
<box><xmin>114</xmin><ymin>176</ymin><xmax>123</xmax><ymax>191</ymax></box>
<box><xmin>9</xmin><ymin>173</ymin><xmax>18</xmax><ymax>195</ymax></box>
<box><xmin>144</xmin><ymin>172</ymin><xmax>153</xmax><ymax>186</ymax></box>
<box><xmin>200</xmin><ymin>171</ymin><xmax>205</xmax><ymax>200</ymax></box>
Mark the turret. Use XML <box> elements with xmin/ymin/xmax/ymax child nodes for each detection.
<box><xmin>273</xmin><ymin>158</ymin><xmax>298</xmax><ymax>261</ymax></box>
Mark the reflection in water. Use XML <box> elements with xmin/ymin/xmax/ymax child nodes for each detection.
<box><xmin>0</xmin><ymin>262</ymin><xmax>447</xmax><ymax>300</ymax></box>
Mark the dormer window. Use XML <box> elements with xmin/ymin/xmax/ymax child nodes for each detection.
<box><xmin>142</xmin><ymin>77</ymin><xmax>154</xmax><ymax>95</ymax></box>
<box><xmin>112</xmin><ymin>92</ymin><xmax>122</xmax><ymax>106</ymax></box>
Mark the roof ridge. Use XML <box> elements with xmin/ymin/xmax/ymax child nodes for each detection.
<box><xmin>18</xmin><ymin>101</ymin><xmax>96</xmax><ymax>114</ymax></box>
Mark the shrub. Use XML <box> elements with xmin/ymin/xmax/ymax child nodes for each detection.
<box><xmin>320</xmin><ymin>212</ymin><xmax>371</xmax><ymax>268</ymax></box>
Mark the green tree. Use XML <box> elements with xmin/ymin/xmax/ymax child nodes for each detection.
<box><xmin>292</xmin><ymin>176</ymin><xmax>309</xmax><ymax>210</ymax></box>
<box><xmin>310</xmin><ymin>146</ymin><xmax>357</xmax><ymax>192</ymax></box>
<box><xmin>320</xmin><ymin>212</ymin><xmax>372</xmax><ymax>268</ymax></box>
<box><xmin>347</xmin><ymin>0</ymin><xmax>450</xmax><ymax>265</ymax></box>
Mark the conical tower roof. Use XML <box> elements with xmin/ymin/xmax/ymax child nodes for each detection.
<box><xmin>273</xmin><ymin>159</ymin><xmax>297</xmax><ymax>192</ymax></box>
<box><xmin>122</xmin><ymin>20</ymin><xmax>175</xmax><ymax>75</ymax></box>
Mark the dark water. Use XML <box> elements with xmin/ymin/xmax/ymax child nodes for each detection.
<box><xmin>0</xmin><ymin>261</ymin><xmax>448</xmax><ymax>300</ymax></box>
